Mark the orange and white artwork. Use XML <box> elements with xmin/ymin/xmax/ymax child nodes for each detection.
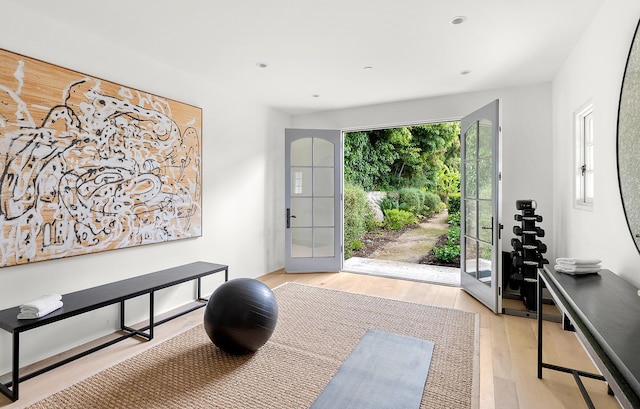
<box><xmin>0</xmin><ymin>48</ymin><xmax>202</xmax><ymax>267</ymax></box>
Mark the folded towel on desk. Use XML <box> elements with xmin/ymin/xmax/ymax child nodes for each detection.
<box><xmin>555</xmin><ymin>258</ymin><xmax>601</xmax><ymax>266</ymax></box>
<box><xmin>20</xmin><ymin>294</ymin><xmax>62</xmax><ymax>313</ymax></box>
<box><xmin>554</xmin><ymin>264</ymin><xmax>601</xmax><ymax>276</ymax></box>
<box><xmin>17</xmin><ymin>300</ymin><xmax>63</xmax><ymax>319</ymax></box>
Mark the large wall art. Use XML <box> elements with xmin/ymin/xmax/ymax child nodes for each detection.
<box><xmin>0</xmin><ymin>48</ymin><xmax>202</xmax><ymax>267</ymax></box>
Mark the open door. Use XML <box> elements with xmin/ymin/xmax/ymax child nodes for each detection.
<box><xmin>285</xmin><ymin>129</ymin><xmax>343</xmax><ymax>273</ymax></box>
<box><xmin>460</xmin><ymin>100</ymin><xmax>502</xmax><ymax>313</ymax></box>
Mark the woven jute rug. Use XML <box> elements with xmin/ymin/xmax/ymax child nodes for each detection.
<box><xmin>28</xmin><ymin>283</ymin><xmax>479</xmax><ymax>409</ymax></box>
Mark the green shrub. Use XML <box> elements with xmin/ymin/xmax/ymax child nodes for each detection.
<box><xmin>447</xmin><ymin>225</ymin><xmax>460</xmax><ymax>243</ymax></box>
<box><xmin>448</xmin><ymin>211</ymin><xmax>461</xmax><ymax>226</ymax></box>
<box><xmin>422</xmin><ymin>191</ymin><xmax>441</xmax><ymax>215</ymax></box>
<box><xmin>398</xmin><ymin>187</ymin><xmax>422</xmax><ymax>215</ymax></box>
<box><xmin>448</xmin><ymin>193</ymin><xmax>461</xmax><ymax>214</ymax></box>
<box><xmin>351</xmin><ymin>240</ymin><xmax>364</xmax><ymax>251</ymax></box>
<box><xmin>344</xmin><ymin>183</ymin><xmax>374</xmax><ymax>258</ymax></box>
<box><xmin>377</xmin><ymin>195</ymin><xmax>399</xmax><ymax>213</ymax></box>
<box><xmin>432</xmin><ymin>243</ymin><xmax>460</xmax><ymax>263</ymax></box>
<box><xmin>364</xmin><ymin>215</ymin><xmax>380</xmax><ymax>232</ymax></box>
<box><xmin>432</xmin><ymin>221</ymin><xmax>461</xmax><ymax>264</ymax></box>
<box><xmin>398</xmin><ymin>187</ymin><xmax>422</xmax><ymax>216</ymax></box>
<box><xmin>382</xmin><ymin>209</ymin><xmax>417</xmax><ymax>230</ymax></box>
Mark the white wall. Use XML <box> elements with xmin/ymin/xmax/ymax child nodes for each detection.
<box><xmin>552</xmin><ymin>0</ymin><xmax>640</xmax><ymax>287</ymax></box>
<box><xmin>0</xmin><ymin>2</ymin><xmax>288</xmax><ymax>374</ymax></box>
<box><xmin>292</xmin><ymin>83</ymin><xmax>555</xmax><ymax>263</ymax></box>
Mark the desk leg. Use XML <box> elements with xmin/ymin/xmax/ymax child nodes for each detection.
<box><xmin>119</xmin><ymin>300</ymin><xmax>125</xmax><ymax>331</ymax></box>
<box><xmin>12</xmin><ymin>331</ymin><xmax>19</xmax><ymax>401</ymax></box>
<box><xmin>197</xmin><ymin>277</ymin><xmax>207</xmax><ymax>302</ymax></box>
<box><xmin>537</xmin><ymin>271</ymin><xmax>543</xmax><ymax>379</ymax></box>
<box><xmin>149</xmin><ymin>291</ymin><xmax>154</xmax><ymax>340</ymax></box>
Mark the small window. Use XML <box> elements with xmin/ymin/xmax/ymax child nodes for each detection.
<box><xmin>575</xmin><ymin>102</ymin><xmax>593</xmax><ymax>209</ymax></box>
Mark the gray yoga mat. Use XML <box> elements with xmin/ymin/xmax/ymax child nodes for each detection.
<box><xmin>310</xmin><ymin>329</ymin><xmax>435</xmax><ymax>409</ymax></box>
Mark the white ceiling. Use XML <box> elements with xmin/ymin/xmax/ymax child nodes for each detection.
<box><xmin>21</xmin><ymin>0</ymin><xmax>604</xmax><ymax>115</ymax></box>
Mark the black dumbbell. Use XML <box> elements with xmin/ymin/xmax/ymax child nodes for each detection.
<box><xmin>535</xmin><ymin>240</ymin><xmax>547</xmax><ymax>253</ymax></box>
<box><xmin>514</xmin><ymin>214</ymin><xmax>543</xmax><ymax>222</ymax></box>
<box><xmin>511</xmin><ymin>238</ymin><xmax>522</xmax><ymax>250</ymax></box>
<box><xmin>516</xmin><ymin>199</ymin><xmax>537</xmax><ymax>210</ymax></box>
<box><xmin>513</xmin><ymin>226</ymin><xmax>545</xmax><ymax>237</ymax></box>
<box><xmin>513</xmin><ymin>255</ymin><xmax>523</xmax><ymax>267</ymax></box>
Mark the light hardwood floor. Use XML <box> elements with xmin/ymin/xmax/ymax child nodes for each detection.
<box><xmin>0</xmin><ymin>270</ymin><xmax>622</xmax><ymax>409</ymax></box>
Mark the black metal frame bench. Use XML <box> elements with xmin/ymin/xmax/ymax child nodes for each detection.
<box><xmin>0</xmin><ymin>261</ymin><xmax>228</xmax><ymax>401</ymax></box>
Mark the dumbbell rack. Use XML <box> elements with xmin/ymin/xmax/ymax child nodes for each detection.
<box><xmin>510</xmin><ymin>199</ymin><xmax>548</xmax><ymax>311</ymax></box>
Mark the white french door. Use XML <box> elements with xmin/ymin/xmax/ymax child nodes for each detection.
<box><xmin>284</xmin><ymin>129</ymin><xmax>343</xmax><ymax>273</ymax></box>
<box><xmin>460</xmin><ymin>100</ymin><xmax>502</xmax><ymax>313</ymax></box>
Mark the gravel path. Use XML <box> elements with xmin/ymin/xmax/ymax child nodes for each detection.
<box><xmin>368</xmin><ymin>210</ymin><xmax>449</xmax><ymax>263</ymax></box>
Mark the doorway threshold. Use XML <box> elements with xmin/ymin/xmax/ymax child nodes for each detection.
<box><xmin>343</xmin><ymin>257</ymin><xmax>460</xmax><ymax>287</ymax></box>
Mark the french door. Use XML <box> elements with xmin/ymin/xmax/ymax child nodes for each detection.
<box><xmin>284</xmin><ymin>129</ymin><xmax>343</xmax><ymax>273</ymax></box>
<box><xmin>460</xmin><ymin>100</ymin><xmax>502</xmax><ymax>313</ymax></box>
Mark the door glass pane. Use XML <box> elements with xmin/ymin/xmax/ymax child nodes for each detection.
<box><xmin>465</xmin><ymin>238</ymin><xmax>478</xmax><ymax>277</ymax></box>
<box><xmin>465</xmin><ymin>161</ymin><xmax>477</xmax><ymax>198</ymax></box>
<box><xmin>314</xmin><ymin>168</ymin><xmax>334</xmax><ymax>196</ymax></box>
<box><xmin>478</xmin><ymin>200</ymin><xmax>492</xmax><ymax>243</ymax></box>
<box><xmin>465</xmin><ymin>124</ymin><xmax>477</xmax><ymax>160</ymax></box>
<box><xmin>478</xmin><ymin>119</ymin><xmax>492</xmax><ymax>159</ymax></box>
<box><xmin>291</xmin><ymin>167</ymin><xmax>312</xmax><ymax>196</ymax></box>
<box><xmin>314</xmin><ymin>138</ymin><xmax>334</xmax><ymax>166</ymax></box>
<box><xmin>291</xmin><ymin>138</ymin><xmax>313</xmax><ymax>166</ymax></box>
<box><xmin>292</xmin><ymin>228</ymin><xmax>313</xmax><ymax>258</ymax></box>
<box><xmin>478</xmin><ymin>158</ymin><xmax>492</xmax><ymax>200</ymax></box>
<box><xmin>314</xmin><ymin>198</ymin><xmax>334</xmax><ymax>226</ymax></box>
<box><xmin>291</xmin><ymin>198</ymin><xmax>312</xmax><ymax>227</ymax></box>
<box><xmin>478</xmin><ymin>241</ymin><xmax>493</xmax><ymax>286</ymax></box>
<box><xmin>465</xmin><ymin>200</ymin><xmax>477</xmax><ymax>239</ymax></box>
<box><xmin>314</xmin><ymin>228</ymin><xmax>334</xmax><ymax>257</ymax></box>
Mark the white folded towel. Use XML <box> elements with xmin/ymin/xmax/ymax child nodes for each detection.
<box><xmin>554</xmin><ymin>264</ymin><xmax>600</xmax><ymax>274</ymax></box>
<box><xmin>20</xmin><ymin>294</ymin><xmax>62</xmax><ymax>313</ymax></box>
<box><xmin>555</xmin><ymin>258</ymin><xmax>601</xmax><ymax>266</ymax></box>
<box><xmin>17</xmin><ymin>300</ymin><xmax>63</xmax><ymax>319</ymax></box>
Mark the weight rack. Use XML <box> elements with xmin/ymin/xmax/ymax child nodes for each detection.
<box><xmin>509</xmin><ymin>199</ymin><xmax>548</xmax><ymax>311</ymax></box>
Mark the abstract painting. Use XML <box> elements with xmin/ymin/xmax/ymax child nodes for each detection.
<box><xmin>0</xmin><ymin>48</ymin><xmax>202</xmax><ymax>267</ymax></box>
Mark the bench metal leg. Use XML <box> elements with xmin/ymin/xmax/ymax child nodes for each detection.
<box><xmin>149</xmin><ymin>292</ymin><xmax>154</xmax><ymax>340</ymax></box>
<box><xmin>0</xmin><ymin>331</ymin><xmax>20</xmax><ymax>401</ymax></box>
<box><xmin>12</xmin><ymin>331</ymin><xmax>18</xmax><ymax>401</ymax></box>
<box><xmin>537</xmin><ymin>272</ymin><xmax>543</xmax><ymax>379</ymax></box>
<box><xmin>120</xmin><ymin>294</ymin><xmax>154</xmax><ymax>341</ymax></box>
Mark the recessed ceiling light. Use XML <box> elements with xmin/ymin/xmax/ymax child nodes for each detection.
<box><xmin>364</xmin><ymin>66</ymin><xmax>374</xmax><ymax>71</ymax></box>
<box><xmin>460</xmin><ymin>70</ymin><xmax>471</xmax><ymax>75</ymax></box>
<box><xmin>256</xmin><ymin>62</ymin><xmax>268</xmax><ymax>68</ymax></box>
<box><xmin>450</xmin><ymin>16</ymin><xmax>467</xmax><ymax>25</ymax></box>
<box><xmin>311</xmin><ymin>94</ymin><xmax>320</xmax><ymax>98</ymax></box>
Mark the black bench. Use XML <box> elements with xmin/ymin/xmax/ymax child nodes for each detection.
<box><xmin>0</xmin><ymin>261</ymin><xmax>228</xmax><ymax>401</ymax></box>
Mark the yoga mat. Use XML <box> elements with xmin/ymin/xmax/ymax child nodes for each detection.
<box><xmin>310</xmin><ymin>329</ymin><xmax>434</xmax><ymax>409</ymax></box>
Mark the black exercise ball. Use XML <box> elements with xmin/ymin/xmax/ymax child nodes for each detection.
<box><xmin>203</xmin><ymin>278</ymin><xmax>278</xmax><ymax>355</ymax></box>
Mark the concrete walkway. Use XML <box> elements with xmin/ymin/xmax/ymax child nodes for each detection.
<box><xmin>343</xmin><ymin>257</ymin><xmax>460</xmax><ymax>286</ymax></box>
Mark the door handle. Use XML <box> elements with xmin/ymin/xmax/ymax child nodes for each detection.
<box><xmin>286</xmin><ymin>209</ymin><xmax>296</xmax><ymax>228</ymax></box>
